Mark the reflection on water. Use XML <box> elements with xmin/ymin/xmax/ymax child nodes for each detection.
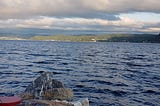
<box><xmin>0</xmin><ymin>40</ymin><xmax>160</xmax><ymax>106</ymax></box>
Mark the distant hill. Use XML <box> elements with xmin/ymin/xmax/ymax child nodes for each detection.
<box><xmin>1</xmin><ymin>28</ymin><xmax>159</xmax><ymax>43</ymax></box>
<box><xmin>98</xmin><ymin>34</ymin><xmax>160</xmax><ymax>43</ymax></box>
<box><xmin>30</xmin><ymin>34</ymin><xmax>160</xmax><ymax>43</ymax></box>
<box><xmin>0</xmin><ymin>28</ymin><xmax>159</xmax><ymax>43</ymax></box>
<box><xmin>0</xmin><ymin>28</ymin><xmax>109</xmax><ymax>38</ymax></box>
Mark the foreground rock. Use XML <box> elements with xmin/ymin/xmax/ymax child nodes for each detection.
<box><xmin>20</xmin><ymin>98</ymin><xmax>89</xmax><ymax>106</ymax></box>
<box><xmin>21</xmin><ymin>72</ymin><xmax>73</xmax><ymax>100</ymax></box>
<box><xmin>19</xmin><ymin>71</ymin><xmax>89</xmax><ymax>106</ymax></box>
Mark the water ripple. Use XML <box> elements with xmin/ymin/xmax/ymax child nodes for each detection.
<box><xmin>0</xmin><ymin>41</ymin><xmax>160</xmax><ymax>106</ymax></box>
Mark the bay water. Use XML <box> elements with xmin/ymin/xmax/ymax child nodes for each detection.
<box><xmin>0</xmin><ymin>40</ymin><xmax>160</xmax><ymax>106</ymax></box>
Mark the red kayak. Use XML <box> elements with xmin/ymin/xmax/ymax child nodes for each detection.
<box><xmin>0</xmin><ymin>96</ymin><xmax>21</xmax><ymax>106</ymax></box>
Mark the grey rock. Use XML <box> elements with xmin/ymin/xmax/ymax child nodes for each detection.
<box><xmin>19</xmin><ymin>98</ymin><xmax>89</xmax><ymax>106</ymax></box>
<box><xmin>23</xmin><ymin>72</ymin><xmax>73</xmax><ymax>100</ymax></box>
<box><xmin>44</xmin><ymin>88</ymin><xmax>73</xmax><ymax>100</ymax></box>
<box><xmin>25</xmin><ymin>72</ymin><xmax>64</xmax><ymax>92</ymax></box>
<box><xmin>19</xmin><ymin>100</ymin><xmax>74</xmax><ymax>106</ymax></box>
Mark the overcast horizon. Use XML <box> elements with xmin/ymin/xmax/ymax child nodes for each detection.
<box><xmin>0</xmin><ymin>0</ymin><xmax>160</xmax><ymax>34</ymax></box>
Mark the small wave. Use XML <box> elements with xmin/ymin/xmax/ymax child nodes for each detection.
<box><xmin>128</xmin><ymin>55</ymin><xmax>146</xmax><ymax>60</ymax></box>
<box><xmin>0</xmin><ymin>65</ymin><xmax>9</xmax><ymax>69</ymax></box>
<box><xmin>79</xmin><ymin>86</ymin><xmax>96</xmax><ymax>92</ymax></box>
<box><xmin>110</xmin><ymin>90</ymin><xmax>128</xmax><ymax>97</ymax></box>
<box><xmin>86</xmin><ymin>87</ymin><xmax>129</xmax><ymax>97</ymax></box>
<box><xmin>105</xmin><ymin>62</ymin><xmax>119</xmax><ymax>65</ymax></box>
<box><xmin>33</xmin><ymin>60</ymin><xmax>55</xmax><ymax>64</ymax></box>
<box><xmin>96</xmin><ymin>80</ymin><xmax>113</xmax><ymax>85</ymax></box>
<box><xmin>142</xmin><ymin>90</ymin><xmax>160</xmax><ymax>95</ymax></box>
<box><xmin>61</xmin><ymin>68</ymin><xmax>74</xmax><ymax>72</ymax></box>
<box><xmin>107</xmin><ymin>67</ymin><xmax>119</xmax><ymax>70</ymax></box>
<box><xmin>0</xmin><ymin>93</ymin><xmax>6</xmax><ymax>96</ymax></box>
<box><xmin>0</xmin><ymin>72</ymin><xmax>23</xmax><ymax>75</ymax></box>
<box><xmin>7</xmin><ymin>81</ymin><xmax>20</xmax><ymax>84</ymax></box>
<box><xmin>12</xmin><ymin>64</ymin><xmax>33</xmax><ymax>67</ymax></box>
<box><xmin>28</xmin><ymin>53</ymin><xmax>54</xmax><ymax>57</ymax></box>
<box><xmin>52</xmin><ymin>72</ymin><xmax>63</xmax><ymax>75</ymax></box>
<box><xmin>75</xmin><ymin>84</ymin><xmax>85</xmax><ymax>88</ymax></box>
<box><xmin>152</xmin><ymin>76</ymin><xmax>160</xmax><ymax>80</ymax></box>
<box><xmin>0</xmin><ymin>52</ymin><xmax>20</xmax><ymax>55</ymax></box>
<box><xmin>114</xmin><ymin>83</ymin><xmax>128</xmax><ymax>87</ymax></box>
<box><xmin>87</xmin><ymin>54</ymin><xmax>95</xmax><ymax>57</ymax></box>
<box><xmin>126</xmin><ymin>62</ymin><xmax>154</xmax><ymax>67</ymax></box>
<box><xmin>144</xmin><ymin>102</ymin><xmax>156</xmax><ymax>106</ymax></box>
<box><xmin>58</xmin><ymin>62</ymin><xmax>69</xmax><ymax>65</ymax></box>
<box><xmin>0</xmin><ymin>52</ymin><xmax>7</xmax><ymax>54</ymax></box>
<box><xmin>122</xmin><ymin>57</ymin><xmax>145</xmax><ymax>60</ymax></box>
<box><xmin>87</xmin><ymin>79</ymin><xmax>113</xmax><ymax>85</ymax></box>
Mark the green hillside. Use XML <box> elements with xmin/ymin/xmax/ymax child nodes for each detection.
<box><xmin>30</xmin><ymin>34</ymin><xmax>160</xmax><ymax>43</ymax></box>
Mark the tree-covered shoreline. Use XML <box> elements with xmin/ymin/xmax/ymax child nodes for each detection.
<box><xmin>30</xmin><ymin>34</ymin><xmax>160</xmax><ymax>43</ymax></box>
<box><xmin>0</xmin><ymin>34</ymin><xmax>160</xmax><ymax>43</ymax></box>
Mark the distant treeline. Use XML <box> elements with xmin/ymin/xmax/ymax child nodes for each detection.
<box><xmin>30</xmin><ymin>34</ymin><xmax>160</xmax><ymax>43</ymax></box>
<box><xmin>97</xmin><ymin>34</ymin><xmax>160</xmax><ymax>43</ymax></box>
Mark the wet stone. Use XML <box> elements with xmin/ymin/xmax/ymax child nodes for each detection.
<box><xmin>19</xmin><ymin>98</ymin><xmax>89</xmax><ymax>106</ymax></box>
<box><xmin>19</xmin><ymin>71</ymin><xmax>89</xmax><ymax>106</ymax></box>
<box><xmin>44</xmin><ymin>88</ymin><xmax>73</xmax><ymax>100</ymax></box>
<box><xmin>22</xmin><ymin>72</ymin><xmax>73</xmax><ymax>100</ymax></box>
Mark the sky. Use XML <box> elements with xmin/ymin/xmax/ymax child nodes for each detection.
<box><xmin>0</xmin><ymin>0</ymin><xmax>160</xmax><ymax>34</ymax></box>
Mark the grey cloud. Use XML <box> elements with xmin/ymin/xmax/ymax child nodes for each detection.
<box><xmin>0</xmin><ymin>0</ymin><xmax>160</xmax><ymax>19</ymax></box>
<box><xmin>0</xmin><ymin>0</ymin><xmax>159</xmax><ymax>33</ymax></box>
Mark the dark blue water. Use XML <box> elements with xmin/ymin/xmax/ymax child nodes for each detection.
<box><xmin>0</xmin><ymin>40</ymin><xmax>160</xmax><ymax>106</ymax></box>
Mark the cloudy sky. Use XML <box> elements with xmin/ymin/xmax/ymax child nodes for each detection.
<box><xmin>0</xmin><ymin>0</ymin><xmax>160</xmax><ymax>33</ymax></box>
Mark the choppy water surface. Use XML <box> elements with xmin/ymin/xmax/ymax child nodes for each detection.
<box><xmin>0</xmin><ymin>40</ymin><xmax>160</xmax><ymax>106</ymax></box>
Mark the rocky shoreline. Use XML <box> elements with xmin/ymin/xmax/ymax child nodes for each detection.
<box><xmin>19</xmin><ymin>72</ymin><xmax>89</xmax><ymax>106</ymax></box>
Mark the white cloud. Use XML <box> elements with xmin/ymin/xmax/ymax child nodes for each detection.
<box><xmin>140</xmin><ymin>28</ymin><xmax>160</xmax><ymax>32</ymax></box>
<box><xmin>0</xmin><ymin>17</ymin><xmax>136</xmax><ymax>28</ymax></box>
<box><xmin>0</xmin><ymin>17</ymin><xmax>159</xmax><ymax>33</ymax></box>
